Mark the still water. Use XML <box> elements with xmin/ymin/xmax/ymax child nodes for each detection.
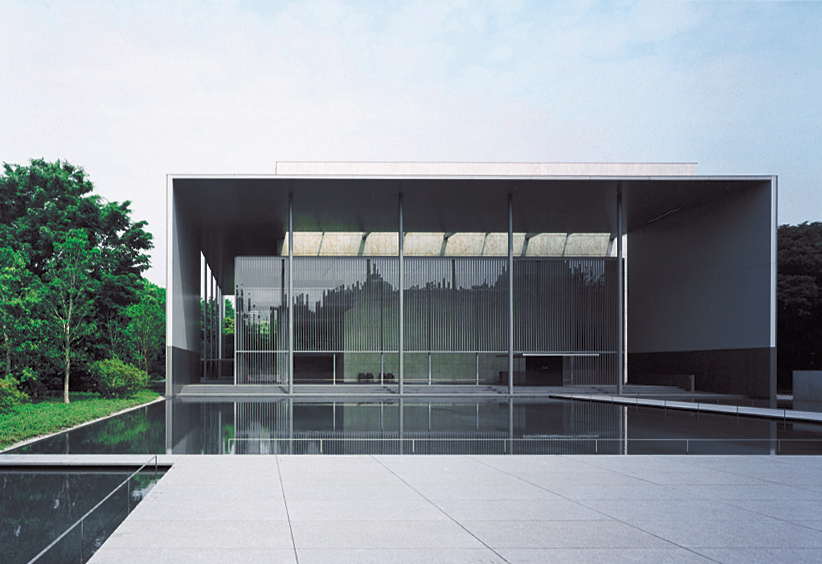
<box><xmin>1</xmin><ymin>470</ymin><xmax>161</xmax><ymax>564</ymax></box>
<box><xmin>7</xmin><ymin>398</ymin><xmax>822</xmax><ymax>455</ymax></box>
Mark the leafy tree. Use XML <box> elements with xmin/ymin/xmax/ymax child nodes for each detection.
<box><xmin>125</xmin><ymin>282</ymin><xmax>165</xmax><ymax>377</ymax></box>
<box><xmin>40</xmin><ymin>230</ymin><xmax>99</xmax><ymax>403</ymax></box>
<box><xmin>0</xmin><ymin>244</ymin><xmax>42</xmax><ymax>378</ymax></box>
<box><xmin>777</xmin><ymin>222</ymin><xmax>822</xmax><ymax>390</ymax></box>
<box><xmin>0</xmin><ymin>159</ymin><xmax>154</xmax><ymax>397</ymax></box>
<box><xmin>223</xmin><ymin>298</ymin><xmax>235</xmax><ymax>358</ymax></box>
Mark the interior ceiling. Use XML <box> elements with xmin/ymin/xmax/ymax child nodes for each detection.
<box><xmin>173</xmin><ymin>176</ymin><xmax>772</xmax><ymax>291</ymax></box>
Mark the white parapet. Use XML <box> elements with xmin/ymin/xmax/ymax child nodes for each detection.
<box><xmin>275</xmin><ymin>161</ymin><xmax>698</xmax><ymax>177</ymax></box>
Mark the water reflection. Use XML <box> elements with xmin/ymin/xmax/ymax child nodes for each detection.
<box><xmin>166</xmin><ymin>398</ymin><xmax>822</xmax><ymax>456</ymax></box>
<box><xmin>0</xmin><ymin>471</ymin><xmax>159</xmax><ymax>564</ymax></box>
<box><xmin>10</xmin><ymin>402</ymin><xmax>166</xmax><ymax>455</ymax></box>
<box><xmin>168</xmin><ymin>398</ymin><xmax>628</xmax><ymax>455</ymax></box>
<box><xmin>7</xmin><ymin>398</ymin><xmax>822</xmax><ymax>455</ymax></box>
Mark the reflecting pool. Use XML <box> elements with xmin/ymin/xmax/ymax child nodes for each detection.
<box><xmin>0</xmin><ymin>470</ymin><xmax>161</xmax><ymax>564</ymax></box>
<box><xmin>7</xmin><ymin>398</ymin><xmax>822</xmax><ymax>455</ymax></box>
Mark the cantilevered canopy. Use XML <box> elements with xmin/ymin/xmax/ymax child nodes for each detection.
<box><xmin>171</xmin><ymin>174</ymin><xmax>772</xmax><ymax>291</ymax></box>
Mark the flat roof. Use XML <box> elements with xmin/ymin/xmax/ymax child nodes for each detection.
<box><xmin>273</xmin><ymin>161</ymin><xmax>699</xmax><ymax>177</ymax></box>
<box><xmin>169</xmin><ymin>164</ymin><xmax>774</xmax><ymax>290</ymax></box>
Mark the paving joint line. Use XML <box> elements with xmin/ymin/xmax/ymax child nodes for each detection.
<box><xmin>370</xmin><ymin>455</ymin><xmax>512</xmax><ymax>564</ymax></box>
<box><xmin>275</xmin><ymin>455</ymin><xmax>300</xmax><ymax>564</ymax></box>
<box><xmin>467</xmin><ymin>455</ymin><xmax>725</xmax><ymax>563</ymax></box>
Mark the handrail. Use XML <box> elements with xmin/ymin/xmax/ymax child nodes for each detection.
<box><xmin>27</xmin><ymin>455</ymin><xmax>159</xmax><ymax>564</ymax></box>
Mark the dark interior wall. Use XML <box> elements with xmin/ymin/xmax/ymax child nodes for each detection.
<box><xmin>630</xmin><ymin>348</ymin><xmax>774</xmax><ymax>398</ymax></box>
<box><xmin>627</xmin><ymin>181</ymin><xmax>776</xmax><ymax>398</ymax></box>
<box><xmin>167</xmin><ymin>184</ymin><xmax>204</xmax><ymax>394</ymax></box>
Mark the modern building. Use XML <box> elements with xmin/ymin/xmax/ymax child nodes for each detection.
<box><xmin>166</xmin><ymin>162</ymin><xmax>777</xmax><ymax>403</ymax></box>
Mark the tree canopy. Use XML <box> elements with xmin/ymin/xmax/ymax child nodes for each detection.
<box><xmin>0</xmin><ymin>159</ymin><xmax>160</xmax><ymax>401</ymax></box>
<box><xmin>777</xmin><ymin>222</ymin><xmax>822</xmax><ymax>390</ymax></box>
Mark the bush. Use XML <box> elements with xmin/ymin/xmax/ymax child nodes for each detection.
<box><xmin>0</xmin><ymin>377</ymin><xmax>29</xmax><ymax>411</ymax></box>
<box><xmin>18</xmin><ymin>367</ymin><xmax>47</xmax><ymax>398</ymax></box>
<box><xmin>89</xmin><ymin>359</ymin><xmax>149</xmax><ymax>398</ymax></box>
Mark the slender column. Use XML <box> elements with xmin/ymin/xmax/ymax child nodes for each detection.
<box><xmin>398</xmin><ymin>398</ymin><xmax>404</xmax><ymax>454</ymax></box>
<box><xmin>202</xmin><ymin>256</ymin><xmax>207</xmax><ymax>381</ymax></box>
<box><xmin>288</xmin><ymin>398</ymin><xmax>294</xmax><ymax>454</ymax></box>
<box><xmin>288</xmin><ymin>192</ymin><xmax>294</xmax><ymax>394</ymax></box>
<box><xmin>233</xmin><ymin>288</ymin><xmax>238</xmax><ymax>385</ymax></box>
<box><xmin>507</xmin><ymin>396</ymin><xmax>514</xmax><ymax>454</ymax></box>
<box><xmin>617</xmin><ymin>186</ymin><xmax>624</xmax><ymax>395</ymax></box>
<box><xmin>218</xmin><ymin>285</ymin><xmax>223</xmax><ymax>379</ymax></box>
<box><xmin>508</xmin><ymin>193</ymin><xmax>514</xmax><ymax>395</ymax></box>
<box><xmin>398</xmin><ymin>192</ymin><xmax>404</xmax><ymax>395</ymax></box>
<box><xmin>210</xmin><ymin>274</ymin><xmax>215</xmax><ymax>379</ymax></box>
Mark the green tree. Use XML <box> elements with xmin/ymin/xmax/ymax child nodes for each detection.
<box><xmin>40</xmin><ymin>230</ymin><xmax>99</xmax><ymax>403</ymax></box>
<box><xmin>777</xmin><ymin>222</ymin><xmax>822</xmax><ymax>390</ymax></box>
<box><xmin>0</xmin><ymin>159</ymin><xmax>153</xmax><ymax>396</ymax></box>
<box><xmin>125</xmin><ymin>282</ymin><xmax>165</xmax><ymax>376</ymax></box>
<box><xmin>223</xmin><ymin>297</ymin><xmax>235</xmax><ymax>358</ymax></box>
<box><xmin>0</xmin><ymin>244</ymin><xmax>39</xmax><ymax>378</ymax></box>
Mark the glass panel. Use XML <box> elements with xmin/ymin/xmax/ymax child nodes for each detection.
<box><xmin>235</xmin><ymin>257</ymin><xmax>288</xmax><ymax>384</ymax></box>
<box><xmin>513</xmin><ymin>258</ymin><xmax>618</xmax><ymax>353</ymax></box>
<box><xmin>293</xmin><ymin>257</ymin><xmax>399</xmax><ymax>352</ymax></box>
<box><xmin>403</xmin><ymin>257</ymin><xmax>507</xmax><ymax>353</ymax></box>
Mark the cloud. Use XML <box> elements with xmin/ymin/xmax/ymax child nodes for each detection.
<box><xmin>1</xmin><ymin>0</ymin><xmax>820</xmax><ymax>285</ymax></box>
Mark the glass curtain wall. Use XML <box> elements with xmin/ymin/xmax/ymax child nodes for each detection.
<box><xmin>403</xmin><ymin>257</ymin><xmax>508</xmax><ymax>384</ymax></box>
<box><xmin>293</xmin><ymin>257</ymin><xmax>399</xmax><ymax>383</ymax></box>
<box><xmin>514</xmin><ymin>257</ymin><xmax>619</xmax><ymax>386</ymax></box>
<box><xmin>232</xmin><ymin>191</ymin><xmax>618</xmax><ymax>387</ymax></box>
<box><xmin>235</xmin><ymin>257</ymin><xmax>289</xmax><ymax>384</ymax></box>
<box><xmin>236</xmin><ymin>253</ymin><xmax>618</xmax><ymax>386</ymax></box>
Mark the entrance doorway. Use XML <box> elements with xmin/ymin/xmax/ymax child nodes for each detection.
<box><xmin>524</xmin><ymin>356</ymin><xmax>563</xmax><ymax>386</ymax></box>
<box><xmin>294</xmin><ymin>354</ymin><xmax>335</xmax><ymax>383</ymax></box>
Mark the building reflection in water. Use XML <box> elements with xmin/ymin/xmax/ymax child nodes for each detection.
<box><xmin>166</xmin><ymin>398</ymin><xmax>626</xmax><ymax>455</ymax></box>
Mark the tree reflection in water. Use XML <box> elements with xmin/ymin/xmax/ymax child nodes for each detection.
<box><xmin>0</xmin><ymin>470</ymin><xmax>160</xmax><ymax>564</ymax></box>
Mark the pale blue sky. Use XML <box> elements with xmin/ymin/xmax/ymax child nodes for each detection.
<box><xmin>1</xmin><ymin>0</ymin><xmax>820</xmax><ymax>286</ymax></box>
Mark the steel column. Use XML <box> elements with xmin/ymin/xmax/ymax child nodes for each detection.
<box><xmin>617</xmin><ymin>186</ymin><xmax>624</xmax><ymax>395</ymax></box>
<box><xmin>218</xmin><ymin>285</ymin><xmax>223</xmax><ymax>379</ymax></box>
<box><xmin>508</xmin><ymin>193</ymin><xmax>514</xmax><ymax>395</ymax></box>
<box><xmin>288</xmin><ymin>192</ymin><xmax>294</xmax><ymax>394</ymax></box>
<box><xmin>398</xmin><ymin>192</ymin><xmax>404</xmax><ymax>395</ymax></box>
<box><xmin>202</xmin><ymin>256</ymin><xmax>207</xmax><ymax>381</ymax></box>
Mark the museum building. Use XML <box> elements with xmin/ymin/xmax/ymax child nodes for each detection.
<box><xmin>166</xmin><ymin>162</ymin><xmax>777</xmax><ymax>403</ymax></box>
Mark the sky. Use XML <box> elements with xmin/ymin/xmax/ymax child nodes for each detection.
<box><xmin>2</xmin><ymin>0</ymin><xmax>821</xmax><ymax>287</ymax></box>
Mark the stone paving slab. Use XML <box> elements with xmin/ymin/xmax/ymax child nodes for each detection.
<box><xmin>88</xmin><ymin>454</ymin><xmax>822</xmax><ymax>564</ymax></box>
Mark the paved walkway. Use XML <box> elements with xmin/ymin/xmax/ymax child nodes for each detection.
<box><xmin>551</xmin><ymin>392</ymin><xmax>822</xmax><ymax>423</ymax></box>
<box><xmin>88</xmin><ymin>454</ymin><xmax>822</xmax><ymax>564</ymax></box>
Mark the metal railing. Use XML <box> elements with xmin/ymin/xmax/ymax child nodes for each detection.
<box><xmin>27</xmin><ymin>456</ymin><xmax>160</xmax><ymax>564</ymax></box>
<box><xmin>225</xmin><ymin>436</ymin><xmax>822</xmax><ymax>456</ymax></box>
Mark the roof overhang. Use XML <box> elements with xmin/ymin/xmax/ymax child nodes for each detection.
<box><xmin>168</xmin><ymin>164</ymin><xmax>774</xmax><ymax>290</ymax></box>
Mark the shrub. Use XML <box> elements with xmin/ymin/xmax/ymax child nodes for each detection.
<box><xmin>89</xmin><ymin>359</ymin><xmax>149</xmax><ymax>398</ymax></box>
<box><xmin>0</xmin><ymin>377</ymin><xmax>29</xmax><ymax>411</ymax></box>
<box><xmin>18</xmin><ymin>367</ymin><xmax>47</xmax><ymax>398</ymax></box>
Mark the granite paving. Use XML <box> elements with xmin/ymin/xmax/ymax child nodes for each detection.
<box><xmin>87</xmin><ymin>454</ymin><xmax>822</xmax><ymax>564</ymax></box>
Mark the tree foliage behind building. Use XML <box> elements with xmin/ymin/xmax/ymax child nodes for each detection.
<box><xmin>0</xmin><ymin>159</ymin><xmax>162</xmax><ymax>402</ymax></box>
<box><xmin>778</xmin><ymin>222</ymin><xmax>822</xmax><ymax>390</ymax></box>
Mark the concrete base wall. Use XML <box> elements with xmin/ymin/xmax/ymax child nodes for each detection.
<box><xmin>629</xmin><ymin>347</ymin><xmax>774</xmax><ymax>399</ymax></box>
<box><xmin>167</xmin><ymin>346</ymin><xmax>201</xmax><ymax>395</ymax></box>
<box><xmin>794</xmin><ymin>371</ymin><xmax>822</xmax><ymax>412</ymax></box>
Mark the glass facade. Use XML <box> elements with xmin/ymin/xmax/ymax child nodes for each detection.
<box><xmin>233</xmin><ymin>253</ymin><xmax>619</xmax><ymax>386</ymax></box>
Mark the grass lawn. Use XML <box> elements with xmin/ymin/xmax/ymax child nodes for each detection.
<box><xmin>0</xmin><ymin>389</ymin><xmax>161</xmax><ymax>451</ymax></box>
